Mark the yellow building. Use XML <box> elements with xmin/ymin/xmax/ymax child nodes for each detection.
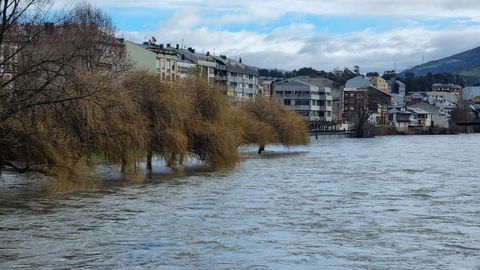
<box><xmin>370</xmin><ymin>76</ymin><xmax>389</xmax><ymax>94</ymax></box>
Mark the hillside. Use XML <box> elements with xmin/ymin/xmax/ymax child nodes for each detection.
<box><xmin>401</xmin><ymin>46</ymin><xmax>480</xmax><ymax>85</ymax></box>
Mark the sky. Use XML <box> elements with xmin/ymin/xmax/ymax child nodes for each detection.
<box><xmin>59</xmin><ymin>0</ymin><xmax>480</xmax><ymax>73</ymax></box>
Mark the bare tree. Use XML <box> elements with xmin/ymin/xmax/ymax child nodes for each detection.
<box><xmin>0</xmin><ymin>1</ymin><xmax>129</xmax><ymax>175</ymax></box>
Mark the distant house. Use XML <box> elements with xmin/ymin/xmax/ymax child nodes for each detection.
<box><xmin>388</xmin><ymin>107</ymin><xmax>411</xmax><ymax>131</ymax></box>
<box><xmin>407</xmin><ymin>107</ymin><xmax>432</xmax><ymax>128</ymax></box>
<box><xmin>431</xmin><ymin>83</ymin><xmax>462</xmax><ymax>93</ymax></box>
<box><xmin>369</xmin><ymin>76</ymin><xmax>389</xmax><ymax>94</ymax></box>
<box><xmin>259</xmin><ymin>79</ymin><xmax>275</xmax><ymax>96</ymax></box>
<box><xmin>408</xmin><ymin>102</ymin><xmax>449</xmax><ymax>128</ymax></box>
<box><xmin>388</xmin><ymin>79</ymin><xmax>406</xmax><ymax>105</ymax></box>
<box><xmin>273</xmin><ymin>79</ymin><xmax>333</xmax><ymax>122</ymax></box>
<box><xmin>426</xmin><ymin>92</ymin><xmax>458</xmax><ymax>118</ymax></box>
<box><xmin>405</xmin><ymin>92</ymin><xmax>427</xmax><ymax>105</ymax></box>
<box><xmin>388</xmin><ymin>104</ymin><xmax>433</xmax><ymax>130</ymax></box>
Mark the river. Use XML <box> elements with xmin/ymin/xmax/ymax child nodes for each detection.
<box><xmin>1</xmin><ymin>134</ymin><xmax>479</xmax><ymax>269</ymax></box>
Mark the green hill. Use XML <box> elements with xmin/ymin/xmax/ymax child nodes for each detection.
<box><xmin>401</xmin><ymin>46</ymin><xmax>480</xmax><ymax>85</ymax></box>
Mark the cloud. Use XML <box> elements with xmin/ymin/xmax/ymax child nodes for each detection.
<box><xmin>59</xmin><ymin>0</ymin><xmax>480</xmax><ymax>72</ymax></box>
<box><xmin>58</xmin><ymin>0</ymin><xmax>480</xmax><ymax>21</ymax></box>
<box><xmin>123</xmin><ymin>12</ymin><xmax>480</xmax><ymax>72</ymax></box>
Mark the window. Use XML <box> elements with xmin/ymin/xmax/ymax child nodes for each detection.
<box><xmin>294</xmin><ymin>100</ymin><xmax>309</xmax><ymax>106</ymax></box>
<box><xmin>284</xmin><ymin>99</ymin><xmax>291</xmax><ymax>105</ymax></box>
<box><xmin>319</xmin><ymin>100</ymin><xmax>325</xmax><ymax>106</ymax></box>
<box><xmin>327</xmin><ymin>101</ymin><xmax>332</xmax><ymax>106</ymax></box>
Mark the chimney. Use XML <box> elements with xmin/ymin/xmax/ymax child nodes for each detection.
<box><xmin>188</xmin><ymin>47</ymin><xmax>192</xmax><ymax>52</ymax></box>
<box><xmin>167</xmin><ymin>43</ymin><xmax>171</xmax><ymax>47</ymax></box>
<box><xmin>206</xmin><ymin>51</ymin><xmax>210</xmax><ymax>56</ymax></box>
<box><xmin>176</xmin><ymin>44</ymin><xmax>179</xmax><ymax>49</ymax></box>
<box><xmin>220</xmin><ymin>55</ymin><xmax>227</xmax><ymax>59</ymax></box>
<box><xmin>159</xmin><ymin>44</ymin><xmax>164</xmax><ymax>49</ymax></box>
<box><xmin>192</xmin><ymin>48</ymin><xmax>195</xmax><ymax>53</ymax></box>
<box><xmin>239</xmin><ymin>58</ymin><xmax>242</xmax><ymax>63</ymax></box>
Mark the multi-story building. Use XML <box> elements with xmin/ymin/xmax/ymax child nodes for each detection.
<box><xmin>273</xmin><ymin>79</ymin><xmax>332</xmax><ymax>122</ymax></box>
<box><xmin>125</xmin><ymin>41</ymin><xmax>178</xmax><ymax>80</ymax></box>
<box><xmin>293</xmin><ymin>76</ymin><xmax>342</xmax><ymax>123</ymax></box>
<box><xmin>173</xmin><ymin>46</ymin><xmax>216</xmax><ymax>83</ymax></box>
<box><xmin>210</xmin><ymin>55</ymin><xmax>259</xmax><ymax>101</ymax></box>
<box><xmin>343</xmin><ymin>84</ymin><xmax>391</xmax><ymax>126</ymax></box>
<box><xmin>125</xmin><ymin>41</ymin><xmax>259</xmax><ymax>100</ymax></box>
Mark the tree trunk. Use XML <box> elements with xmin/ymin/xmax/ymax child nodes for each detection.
<box><xmin>146</xmin><ymin>148</ymin><xmax>152</xmax><ymax>171</ymax></box>
<box><xmin>258</xmin><ymin>144</ymin><xmax>265</xmax><ymax>154</ymax></box>
<box><xmin>120</xmin><ymin>157</ymin><xmax>127</xmax><ymax>174</ymax></box>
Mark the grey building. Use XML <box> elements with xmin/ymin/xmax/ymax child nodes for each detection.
<box><xmin>388</xmin><ymin>79</ymin><xmax>406</xmax><ymax>105</ymax></box>
<box><xmin>293</xmin><ymin>76</ymin><xmax>342</xmax><ymax>122</ymax></box>
<box><xmin>210</xmin><ymin>55</ymin><xmax>259</xmax><ymax>102</ymax></box>
<box><xmin>172</xmin><ymin>46</ymin><xmax>216</xmax><ymax>83</ymax></box>
<box><xmin>273</xmin><ymin>79</ymin><xmax>333</xmax><ymax>122</ymax></box>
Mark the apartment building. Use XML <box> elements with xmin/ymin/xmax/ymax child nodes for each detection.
<box><xmin>273</xmin><ymin>79</ymin><xmax>333</xmax><ymax>122</ymax></box>
<box><xmin>210</xmin><ymin>55</ymin><xmax>259</xmax><ymax>101</ymax></box>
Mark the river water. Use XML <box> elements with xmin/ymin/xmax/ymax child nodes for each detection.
<box><xmin>1</xmin><ymin>134</ymin><xmax>479</xmax><ymax>269</ymax></box>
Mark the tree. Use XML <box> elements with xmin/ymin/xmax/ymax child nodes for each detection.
<box><xmin>382</xmin><ymin>70</ymin><xmax>396</xmax><ymax>81</ymax></box>
<box><xmin>366</xmin><ymin>72</ymin><xmax>379</xmax><ymax>77</ymax></box>
<box><xmin>184</xmin><ymin>77</ymin><xmax>245</xmax><ymax>170</ymax></box>
<box><xmin>241</xmin><ymin>96</ymin><xmax>309</xmax><ymax>154</ymax></box>
<box><xmin>124</xmin><ymin>71</ymin><xmax>191</xmax><ymax>170</ymax></box>
<box><xmin>0</xmin><ymin>1</ymin><xmax>130</xmax><ymax>176</ymax></box>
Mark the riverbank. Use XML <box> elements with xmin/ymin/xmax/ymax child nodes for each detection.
<box><xmin>374</xmin><ymin>125</ymin><xmax>480</xmax><ymax>136</ymax></box>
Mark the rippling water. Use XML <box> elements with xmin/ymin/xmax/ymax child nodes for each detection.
<box><xmin>1</xmin><ymin>134</ymin><xmax>480</xmax><ymax>269</ymax></box>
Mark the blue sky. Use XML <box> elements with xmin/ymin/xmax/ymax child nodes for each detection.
<box><xmin>61</xmin><ymin>0</ymin><xmax>480</xmax><ymax>72</ymax></box>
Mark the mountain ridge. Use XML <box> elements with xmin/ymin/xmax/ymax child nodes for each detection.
<box><xmin>400</xmin><ymin>46</ymin><xmax>480</xmax><ymax>85</ymax></box>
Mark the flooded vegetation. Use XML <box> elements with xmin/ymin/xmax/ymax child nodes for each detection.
<box><xmin>1</xmin><ymin>134</ymin><xmax>479</xmax><ymax>269</ymax></box>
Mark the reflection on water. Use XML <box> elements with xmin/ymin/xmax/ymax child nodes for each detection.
<box><xmin>1</xmin><ymin>135</ymin><xmax>480</xmax><ymax>269</ymax></box>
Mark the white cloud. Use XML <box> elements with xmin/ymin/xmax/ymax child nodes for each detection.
<box><xmin>59</xmin><ymin>0</ymin><xmax>480</xmax><ymax>21</ymax></box>
<box><xmin>60</xmin><ymin>0</ymin><xmax>480</xmax><ymax>72</ymax></box>
<box><xmin>123</xmin><ymin>13</ymin><xmax>480</xmax><ymax>72</ymax></box>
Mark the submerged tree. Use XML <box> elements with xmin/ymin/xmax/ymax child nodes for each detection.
<box><xmin>241</xmin><ymin>96</ymin><xmax>309</xmax><ymax>154</ymax></box>
<box><xmin>124</xmin><ymin>71</ymin><xmax>191</xmax><ymax>170</ymax></box>
<box><xmin>184</xmin><ymin>77</ymin><xmax>245</xmax><ymax>169</ymax></box>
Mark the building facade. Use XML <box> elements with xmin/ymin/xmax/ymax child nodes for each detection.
<box><xmin>370</xmin><ymin>76</ymin><xmax>389</xmax><ymax>94</ymax></box>
<box><xmin>210</xmin><ymin>55</ymin><xmax>259</xmax><ymax>101</ymax></box>
<box><xmin>273</xmin><ymin>79</ymin><xmax>333</xmax><ymax>122</ymax></box>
